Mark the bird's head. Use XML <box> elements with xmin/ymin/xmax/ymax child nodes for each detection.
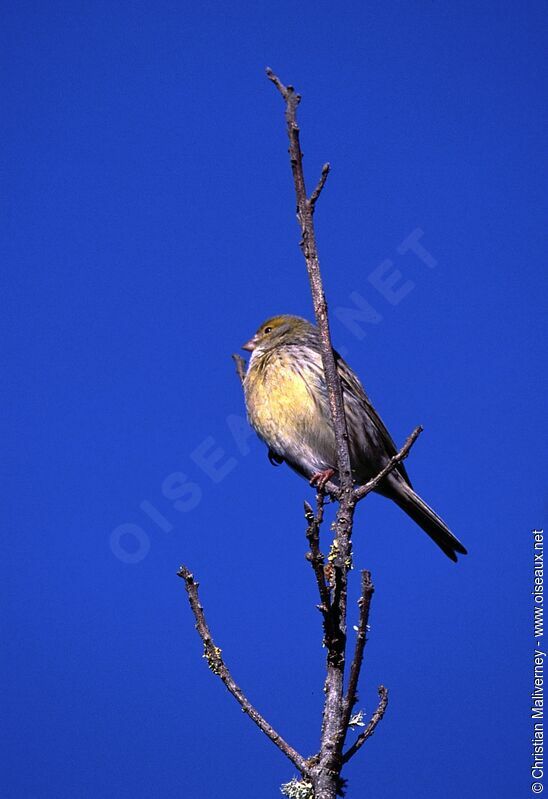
<box><xmin>242</xmin><ymin>315</ymin><xmax>314</xmax><ymax>355</ymax></box>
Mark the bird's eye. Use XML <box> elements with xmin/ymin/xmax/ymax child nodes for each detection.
<box><xmin>264</xmin><ymin>326</ymin><xmax>272</xmax><ymax>334</ymax></box>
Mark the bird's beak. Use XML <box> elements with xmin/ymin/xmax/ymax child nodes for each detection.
<box><xmin>242</xmin><ymin>336</ymin><xmax>257</xmax><ymax>352</ymax></box>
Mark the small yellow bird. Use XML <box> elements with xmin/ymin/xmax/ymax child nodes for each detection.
<box><xmin>242</xmin><ymin>314</ymin><xmax>467</xmax><ymax>561</ymax></box>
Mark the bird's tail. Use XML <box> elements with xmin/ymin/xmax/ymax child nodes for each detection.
<box><xmin>389</xmin><ymin>481</ymin><xmax>467</xmax><ymax>562</ymax></box>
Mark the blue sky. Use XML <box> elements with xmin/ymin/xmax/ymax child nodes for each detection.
<box><xmin>2</xmin><ymin>2</ymin><xmax>546</xmax><ymax>797</ymax></box>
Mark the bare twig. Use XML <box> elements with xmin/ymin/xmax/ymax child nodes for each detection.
<box><xmin>265</xmin><ymin>68</ymin><xmax>292</xmax><ymax>100</ymax></box>
<box><xmin>342</xmin><ymin>686</ymin><xmax>389</xmax><ymax>763</ymax></box>
<box><xmin>232</xmin><ymin>353</ymin><xmax>247</xmax><ymax>386</ymax></box>
<box><xmin>309</xmin><ymin>163</ymin><xmax>331</xmax><ymax>211</ymax></box>
<box><xmin>177</xmin><ymin>565</ymin><xmax>309</xmax><ymax>776</ymax></box>
<box><xmin>354</xmin><ymin>426</ymin><xmax>423</xmax><ymax>501</ymax></box>
<box><xmin>304</xmin><ymin>495</ymin><xmax>331</xmax><ymax>619</ymax></box>
<box><xmin>341</xmin><ymin>571</ymin><xmax>374</xmax><ymax>733</ymax></box>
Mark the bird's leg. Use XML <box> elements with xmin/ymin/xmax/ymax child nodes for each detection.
<box><xmin>310</xmin><ymin>468</ymin><xmax>335</xmax><ymax>490</ymax></box>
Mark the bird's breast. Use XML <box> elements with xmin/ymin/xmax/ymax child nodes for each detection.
<box><xmin>244</xmin><ymin>353</ymin><xmax>319</xmax><ymax>450</ymax></box>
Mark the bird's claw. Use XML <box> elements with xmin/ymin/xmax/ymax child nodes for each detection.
<box><xmin>309</xmin><ymin>468</ymin><xmax>335</xmax><ymax>490</ymax></box>
<box><xmin>268</xmin><ymin>449</ymin><xmax>284</xmax><ymax>467</ymax></box>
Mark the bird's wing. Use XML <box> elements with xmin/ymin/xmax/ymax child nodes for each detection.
<box><xmin>334</xmin><ymin>352</ymin><xmax>412</xmax><ymax>486</ymax></box>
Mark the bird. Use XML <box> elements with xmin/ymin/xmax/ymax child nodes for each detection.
<box><xmin>241</xmin><ymin>314</ymin><xmax>467</xmax><ymax>562</ymax></box>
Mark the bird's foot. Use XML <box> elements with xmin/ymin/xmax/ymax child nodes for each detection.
<box><xmin>268</xmin><ymin>449</ymin><xmax>284</xmax><ymax>466</ymax></box>
<box><xmin>309</xmin><ymin>468</ymin><xmax>335</xmax><ymax>490</ymax></box>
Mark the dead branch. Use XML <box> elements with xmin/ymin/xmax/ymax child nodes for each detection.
<box><xmin>304</xmin><ymin>495</ymin><xmax>332</xmax><ymax>623</ymax></box>
<box><xmin>342</xmin><ymin>686</ymin><xmax>389</xmax><ymax>763</ymax></box>
<box><xmin>341</xmin><ymin>570</ymin><xmax>374</xmax><ymax>733</ymax></box>
<box><xmin>183</xmin><ymin>70</ymin><xmax>402</xmax><ymax>799</ymax></box>
<box><xmin>309</xmin><ymin>163</ymin><xmax>331</xmax><ymax>212</ymax></box>
<box><xmin>177</xmin><ymin>565</ymin><xmax>309</xmax><ymax>776</ymax></box>
<box><xmin>354</xmin><ymin>425</ymin><xmax>423</xmax><ymax>501</ymax></box>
